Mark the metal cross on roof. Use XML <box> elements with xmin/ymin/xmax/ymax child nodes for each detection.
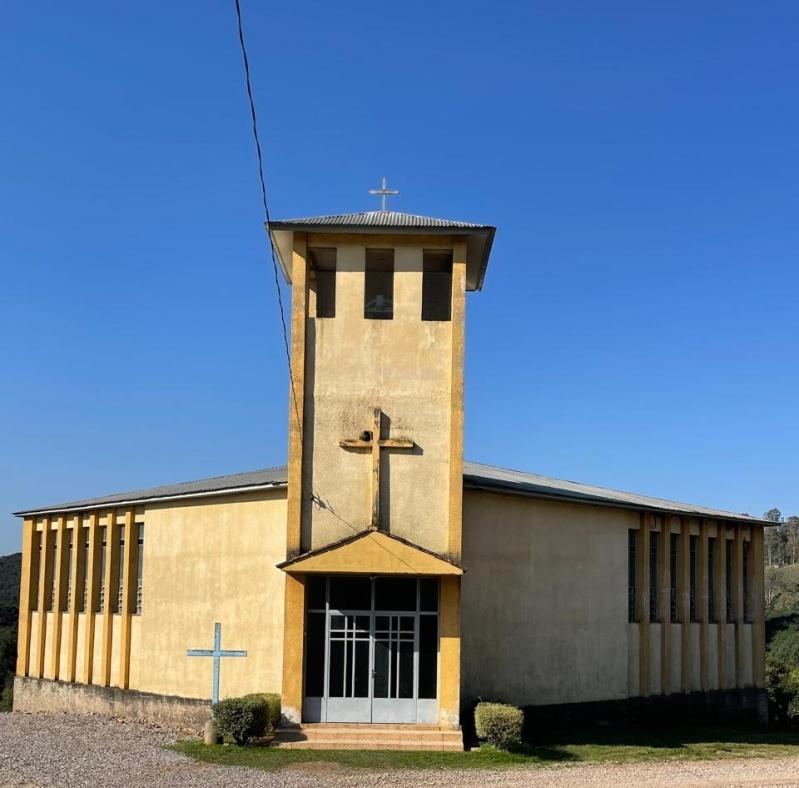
<box><xmin>368</xmin><ymin>176</ymin><xmax>399</xmax><ymax>212</ymax></box>
<box><xmin>187</xmin><ymin>622</ymin><xmax>247</xmax><ymax>705</ymax></box>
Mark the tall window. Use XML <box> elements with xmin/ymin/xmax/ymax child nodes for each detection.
<box><xmin>628</xmin><ymin>529</ymin><xmax>636</xmax><ymax>622</ymax></box>
<box><xmin>743</xmin><ymin>540</ymin><xmax>751</xmax><ymax>622</ymax></box>
<box><xmin>364</xmin><ymin>249</ymin><xmax>394</xmax><ymax>319</ymax></box>
<box><xmin>422</xmin><ymin>250</ymin><xmax>452</xmax><ymax>321</ymax></box>
<box><xmin>670</xmin><ymin>533</ymin><xmax>679</xmax><ymax>622</ymax></box>
<box><xmin>726</xmin><ymin>540</ymin><xmax>733</xmax><ymax>623</ymax></box>
<box><xmin>98</xmin><ymin>527</ymin><xmax>107</xmax><ymax>613</ymax></box>
<box><xmin>48</xmin><ymin>531</ymin><xmax>57</xmax><ymax>612</ymax></box>
<box><xmin>707</xmin><ymin>537</ymin><xmax>716</xmax><ymax>623</ymax></box>
<box><xmin>310</xmin><ymin>247</ymin><xmax>336</xmax><ymax>318</ymax></box>
<box><xmin>689</xmin><ymin>535</ymin><xmax>698</xmax><ymax>622</ymax></box>
<box><xmin>135</xmin><ymin>524</ymin><xmax>144</xmax><ymax>615</ymax></box>
<box><xmin>31</xmin><ymin>531</ymin><xmax>41</xmax><ymax>610</ymax></box>
<box><xmin>649</xmin><ymin>531</ymin><xmax>659</xmax><ymax>622</ymax></box>
<box><xmin>65</xmin><ymin>529</ymin><xmax>74</xmax><ymax>611</ymax></box>
<box><xmin>82</xmin><ymin>528</ymin><xmax>90</xmax><ymax>612</ymax></box>
<box><xmin>116</xmin><ymin>525</ymin><xmax>125</xmax><ymax>613</ymax></box>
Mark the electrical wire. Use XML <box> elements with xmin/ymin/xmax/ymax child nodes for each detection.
<box><xmin>232</xmin><ymin>0</ymin><xmax>301</xmax><ymax>432</ymax></box>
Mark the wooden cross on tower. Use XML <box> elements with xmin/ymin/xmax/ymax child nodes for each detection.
<box><xmin>340</xmin><ymin>408</ymin><xmax>415</xmax><ymax>529</ymax></box>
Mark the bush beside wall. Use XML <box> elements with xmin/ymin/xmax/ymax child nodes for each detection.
<box><xmin>212</xmin><ymin>696</ymin><xmax>269</xmax><ymax>745</ymax></box>
<box><xmin>474</xmin><ymin>701</ymin><xmax>523</xmax><ymax>750</ymax></box>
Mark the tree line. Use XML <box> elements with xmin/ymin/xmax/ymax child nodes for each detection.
<box><xmin>763</xmin><ymin>509</ymin><xmax>799</xmax><ymax>567</ymax></box>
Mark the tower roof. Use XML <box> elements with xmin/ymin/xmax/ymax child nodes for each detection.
<box><xmin>268</xmin><ymin>210</ymin><xmax>496</xmax><ymax>291</ymax></box>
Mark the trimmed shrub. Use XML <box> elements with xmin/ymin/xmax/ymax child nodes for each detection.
<box><xmin>212</xmin><ymin>696</ymin><xmax>268</xmax><ymax>745</ymax></box>
<box><xmin>243</xmin><ymin>692</ymin><xmax>281</xmax><ymax>734</ymax></box>
<box><xmin>474</xmin><ymin>701</ymin><xmax>523</xmax><ymax>750</ymax></box>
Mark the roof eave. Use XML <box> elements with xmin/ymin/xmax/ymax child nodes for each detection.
<box><xmin>463</xmin><ymin>476</ymin><xmax>770</xmax><ymax>526</ymax></box>
<box><xmin>267</xmin><ymin>222</ymin><xmax>496</xmax><ymax>291</ymax></box>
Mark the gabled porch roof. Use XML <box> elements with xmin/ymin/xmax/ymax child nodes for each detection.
<box><xmin>276</xmin><ymin>528</ymin><xmax>463</xmax><ymax>576</ymax></box>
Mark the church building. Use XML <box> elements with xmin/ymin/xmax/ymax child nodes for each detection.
<box><xmin>13</xmin><ymin>207</ymin><xmax>768</xmax><ymax>747</ymax></box>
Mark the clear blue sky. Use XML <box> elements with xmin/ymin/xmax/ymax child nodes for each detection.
<box><xmin>2</xmin><ymin>1</ymin><xmax>797</xmax><ymax>555</ymax></box>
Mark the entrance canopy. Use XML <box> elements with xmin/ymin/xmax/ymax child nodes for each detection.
<box><xmin>277</xmin><ymin>529</ymin><xmax>463</xmax><ymax>576</ymax></box>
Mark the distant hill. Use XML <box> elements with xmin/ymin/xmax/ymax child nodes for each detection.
<box><xmin>0</xmin><ymin>554</ymin><xmax>20</xmax><ymax>628</ymax></box>
<box><xmin>0</xmin><ymin>554</ymin><xmax>20</xmax><ymax>709</ymax></box>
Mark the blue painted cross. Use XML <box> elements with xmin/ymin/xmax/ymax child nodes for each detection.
<box><xmin>187</xmin><ymin>622</ymin><xmax>247</xmax><ymax>705</ymax></box>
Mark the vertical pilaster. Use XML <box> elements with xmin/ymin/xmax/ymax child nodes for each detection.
<box><xmin>439</xmin><ymin>575</ymin><xmax>461</xmax><ymax>729</ymax></box>
<box><xmin>101</xmin><ymin>511</ymin><xmax>119</xmax><ymax>686</ymax></box>
<box><xmin>637</xmin><ymin>514</ymin><xmax>650</xmax><ymax>696</ymax></box>
<box><xmin>35</xmin><ymin>517</ymin><xmax>52</xmax><ymax>678</ymax></box>
<box><xmin>679</xmin><ymin>517</ymin><xmax>691</xmax><ymax>692</ymax></box>
<box><xmin>732</xmin><ymin>525</ymin><xmax>744</xmax><ymax>688</ymax></box>
<box><xmin>698</xmin><ymin>520</ymin><xmax>710</xmax><ymax>691</ymax></box>
<box><xmin>82</xmin><ymin>512</ymin><xmax>100</xmax><ymax>684</ymax></box>
<box><xmin>119</xmin><ymin>509</ymin><xmax>137</xmax><ymax>689</ymax></box>
<box><xmin>715</xmin><ymin>530</ymin><xmax>727</xmax><ymax>689</ymax></box>
<box><xmin>50</xmin><ymin>515</ymin><xmax>67</xmax><ymax>679</ymax></box>
<box><xmin>15</xmin><ymin>518</ymin><xmax>35</xmax><ymax>676</ymax></box>
<box><xmin>751</xmin><ymin>526</ymin><xmax>766</xmax><ymax>687</ymax></box>
<box><xmin>448</xmin><ymin>242</ymin><xmax>467</xmax><ymax>562</ymax></box>
<box><xmin>281</xmin><ymin>573</ymin><xmax>306</xmax><ymax>724</ymax></box>
<box><xmin>66</xmin><ymin>514</ymin><xmax>84</xmax><ymax>682</ymax></box>
<box><xmin>658</xmin><ymin>516</ymin><xmax>672</xmax><ymax>694</ymax></box>
<box><xmin>286</xmin><ymin>232</ymin><xmax>308</xmax><ymax>557</ymax></box>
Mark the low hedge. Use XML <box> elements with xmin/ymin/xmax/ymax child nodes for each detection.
<box><xmin>213</xmin><ymin>696</ymin><xmax>268</xmax><ymax>745</ymax></box>
<box><xmin>474</xmin><ymin>701</ymin><xmax>523</xmax><ymax>750</ymax></box>
<box><xmin>242</xmin><ymin>692</ymin><xmax>281</xmax><ymax>733</ymax></box>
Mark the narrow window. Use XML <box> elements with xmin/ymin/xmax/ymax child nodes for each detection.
<box><xmin>82</xmin><ymin>528</ymin><xmax>90</xmax><ymax>612</ymax></box>
<box><xmin>725</xmin><ymin>540</ymin><xmax>732</xmax><ymax>622</ymax></box>
<box><xmin>310</xmin><ymin>247</ymin><xmax>336</xmax><ymax>318</ymax></box>
<box><xmin>707</xmin><ymin>537</ymin><xmax>716</xmax><ymax>623</ymax></box>
<box><xmin>65</xmin><ymin>529</ymin><xmax>74</xmax><ymax>612</ymax></box>
<box><xmin>670</xmin><ymin>533</ymin><xmax>678</xmax><ymax>622</ymax></box>
<box><xmin>135</xmin><ymin>524</ymin><xmax>144</xmax><ymax>615</ymax></box>
<box><xmin>31</xmin><ymin>531</ymin><xmax>41</xmax><ymax>610</ymax></box>
<box><xmin>649</xmin><ymin>531</ymin><xmax>659</xmax><ymax>621</ymax></box>
<box><xmin>364</xmin><ymin>249</ymin><xmax>394</xmax><ymax>319</ymax></box>
<box><xmin>116</xmin><ymin>525</ymin><xmax>125</xmax><ymax>613</ymax></box>
<box><xmin>743</xmin><ymin>540</ymin><xmax>751</xmax><ymax>623</ymax></box>
<box><xmin>422</xmin><ymin>250</ymin><xmax>452</xmax><ymax>321</ymax></box>
<box><xmin>689</xmin><ymin>535</ymin><xmax>698</xmax><ymax>622</ymax></box>
<box><xmin>628</xmin><ymin>529</ymin><xmax>637</xmax><ymax>622</ymax></box>
<box><xmin>98</xmin><ymin>527</ymin><xmax>107</xmax><ymax>613</ymax></box>
<box><xmin>48</xmin><ymin>531</ymin><xmax>57</xmax><ymax>612</ymax></box>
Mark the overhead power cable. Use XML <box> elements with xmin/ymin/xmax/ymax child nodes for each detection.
<box><xmin>232</xmin><ymin>0</ymin><xmax>300</xmax><ymax>431</ymax></box>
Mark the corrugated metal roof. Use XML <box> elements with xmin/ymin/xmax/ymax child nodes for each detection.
<box><xmin>13</xmin><ymin>461</ymin><xmax>766</xmax><ymax>524</ymax></box>
<box><xmin>13</xmin><ymin>467</ymin><xmax>287</xmax><ymax>516</ymax></box>
<box><xmin>268</xmin><ymin>211</ymin><xmax>492</xmax><ymax>230</ymax></box>
<box><xmin>462</xmin><ymin>461</ymin><xmax>766</xmax><ymax>524</ymax></box>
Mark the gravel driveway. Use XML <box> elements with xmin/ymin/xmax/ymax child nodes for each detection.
<box><xmin>2</xmin><ymin>712</ymin><xmax>799</xmax><ymax>787</ymax></box>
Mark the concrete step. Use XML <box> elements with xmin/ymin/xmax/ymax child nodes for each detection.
<box><xmin>273</xmin><ymin>739</ymin><xmax>464</xmax><ymax>751</ymax></box>
<box><xmin>273</xmin><ymin>724</ymin><xmax>464</xmax><ymax>751</ymax></box>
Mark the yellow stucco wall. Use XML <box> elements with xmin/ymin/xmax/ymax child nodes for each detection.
<box><xmin>130</xmin><ymin>490</ymin><xmax>287</xmax><ymax>700</ymax></box>
<box><xmin>461</xmin><ymin>490</ymin><xmax>634</xmax><ymax>706</ymax></box>
<box><xmin>302</xmin><ymin>241</ymin><xmax>455</xmax><ymax>555</ymax></box>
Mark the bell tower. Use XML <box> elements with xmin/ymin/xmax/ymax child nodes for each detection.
<box><xmin>269</xmin><ymin>201</ymin><xmax>495</xmax><ymax>726</ymax></box>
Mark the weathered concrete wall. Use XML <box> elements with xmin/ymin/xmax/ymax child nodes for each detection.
<box><xmin>303</xmin><ymin>241</ymin><xmax>455</xmax><ymax>555</ymax></box>
<box><xmin>13</xmin><ymin>676</ymin><xmax>210</xmax><ymax>732</ymax></box>
<box><xmin>461</xmin><ymin>491</ymin><xmax>633</xmax><ymax>707</ymax></box>
<box><xmin>131</xmin><ymin>490</ymin><xmax>287</xmax><ymax>700</ymax></box>
<box><xmin>20</xmin><ymin>490</ymin><xmax>288</xmax><ymax>706</ymax></box>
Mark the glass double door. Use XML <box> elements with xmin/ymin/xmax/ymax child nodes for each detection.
<box><xmin>327</xmin><ymin>610</ymin><xmax>417</xmax><ymax>723</ymax></box>
<box><xmin>304</xmin><ymin>576</ymin><xmax>439</xmax><ymax>724</ymax></box>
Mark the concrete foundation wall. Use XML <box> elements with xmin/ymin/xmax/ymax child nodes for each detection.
<box><xmin>13</xmin><ymin>676</ymin><xmax>210</xmax><ymax>732</ymax></box>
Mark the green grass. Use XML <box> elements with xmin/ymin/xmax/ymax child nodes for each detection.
<box><xmin>170</xmin><ymin>724</ymin><xmax>799</xmax><ymax>773</ymax></box>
